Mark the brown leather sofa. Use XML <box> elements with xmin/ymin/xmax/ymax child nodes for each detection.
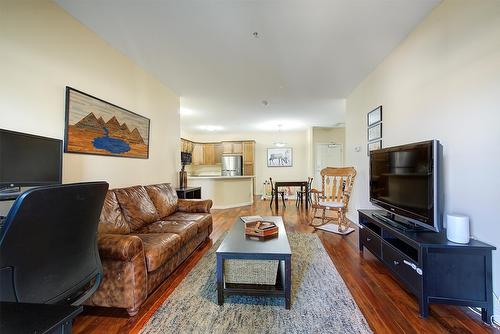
<box><xmin>85</xmin><ymin>183</ymin><xmax>212</xmax><ymax>316</ymax></box>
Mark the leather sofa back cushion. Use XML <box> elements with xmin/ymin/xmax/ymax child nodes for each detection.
<box><xmin>145</xmin><ymin>184</ymin><xmax>178</xmax><ymax>219</ymax></box>
<box><xmin>114</xmin><ymin>186</ymin><xmax>159</xmax><ymax>231</ymax></box>
<box><xmin>98</xmin><ymin>191</ymin><xmax>131</xmax><ymax>234</ymax></box>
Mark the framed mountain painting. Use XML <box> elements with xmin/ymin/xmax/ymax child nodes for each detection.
<box><xmin>64</xmin><ymin>87</ymin><xmax>150</xmax><ymax>159</ymax></box>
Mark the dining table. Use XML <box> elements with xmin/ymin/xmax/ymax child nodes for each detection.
<box><xmin>274</xmin><ymin>181</ymin><xmax>309</xmax><ymax>210</ymax></box>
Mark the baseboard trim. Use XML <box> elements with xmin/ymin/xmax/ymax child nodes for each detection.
<box><xmin>212</xmin><ymin>201</ymin><xmax>253</xmax><ymax>209</ymax></box>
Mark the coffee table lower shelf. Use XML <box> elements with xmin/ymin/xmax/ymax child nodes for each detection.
<box><xmin>216</xmin><ymin>256</ymin><xmax>291</xmax><ymax>309</ymax></box>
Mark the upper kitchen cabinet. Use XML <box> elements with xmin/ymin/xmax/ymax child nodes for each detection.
<box><xmin>242</xmin><ymin>141</ymin><xmax>255</xmax><ymax>176</ymax></box>
<box><xmin>191</xmin><ymin>143</ymin><xmax>204</xmax><ymax>165</ymax></box>
<box><xmin>222</xmin><ymin>141</ymin><xmax>242</xmax><ymax>154</ymax></box>
<box><xmin>214</xmin><ymin>143</ymin><xmax>223</xmax><ymax>163</ymax></box>
<box><xmin>203</xmin><ymin>143</ymin><xmax>216</xmax><ymax>165</ymax></box>
<box><xmin>243</xmin><ymin>141</ymin><xmax>255</xmax><ymax>163</ymax></box>
<box><xmin>181</xmin><ymin>138</ymin><xmax>194</xmax><ymax>153</ymax></box>
<box><xmin>232</xmin><ymin>142</ymin><xmax>243</xmax><ymax>154</ymax></box>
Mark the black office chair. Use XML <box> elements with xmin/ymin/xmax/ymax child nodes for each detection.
<box><xmin>0</xmin><ymin>182</ymin><xmax>108</xmax><ymax>305</ymax></box>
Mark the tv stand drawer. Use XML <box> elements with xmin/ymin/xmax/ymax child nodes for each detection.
<box><xmin>360</xmin><ymin>227</ymin><xmax>381</xmax><ymax>258</ymax></box>
<box><xmin>382</xmin><ymin>243</ymin><xmax>421</xmax><ymax>294</ymax></box>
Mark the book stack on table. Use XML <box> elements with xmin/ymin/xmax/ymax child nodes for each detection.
<box><xmin>240</xmin><ymin>216</ymin><xmax>279</xmax><ymax>239</ymax></box>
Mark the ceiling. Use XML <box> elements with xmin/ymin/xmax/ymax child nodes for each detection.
<box><xmin>56</xmin><ymin>0</ymin><xmax>440</xmax><ymax>133</ymax></box>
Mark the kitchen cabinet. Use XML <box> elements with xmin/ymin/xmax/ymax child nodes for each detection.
<box><xmin>214</xmin><ymin>143</ymin><xmax>223</xmax><ymax>163</ymax></box>
<box><xmin>243</xmin><ymin>141</ymin><xmax>255</xmax><ymax>177</ymax></box>
<box><xmin>191</xmin><ymin>143</ymin><xmax>204</xmax><ymax>165</ymax></box>
<box><xmin>181</xmin><ymin>138</ymin><xmax>193</xmax><ymax>153</ymax></box>
<box><xmin>243</xmin><ymin>163</ymin><xmax>254</xmax><ymax>176</ymax></box>
<box><xmin>222</xmin><ymin>142</ymin><xmax>233</xmax><ymax>154</ymax></box>
<box><xmin>232</xmin><ymin>142</ymin><xmax>243</xmax><ymax>154</ymax></box>
<box><xmin>243</xmin><ymin>141</ymin><xmax>254</xmax><ymax>163</ymax></box>
<box><xmin>222</xmin><ymin>142</ymin><xmax>242</xmax><ymax>154</ymax></box>
<box><xmin>203</xmin><ymin>143</ymin><xmax>216</xmax><ymax>165</ymax></box>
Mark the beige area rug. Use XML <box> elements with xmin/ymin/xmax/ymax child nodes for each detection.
<box><xmin>140</xmin><ymin>233</ymin><xmax>372</xmax><ymax>334</ymax></box>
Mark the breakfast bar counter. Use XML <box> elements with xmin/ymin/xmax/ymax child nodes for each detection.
<box><xmin>187</xmin><ymin>175</ymin><xmax>254</xmax><ymax>209</ymax></box>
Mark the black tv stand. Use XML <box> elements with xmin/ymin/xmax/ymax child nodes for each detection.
<box><xmin>359</xmin><ymin>210</ymin><xmax>495</xmax><ymax>324</ymax></box>
<box><xmin>372</xmin><ymin>212</ymin><xmax>427</xmax><ymax>233</ymax></box>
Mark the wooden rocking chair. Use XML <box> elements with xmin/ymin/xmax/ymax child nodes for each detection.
<box><xmin>310</xmin><ymin>167</ymin><xmax>357</xmax><ymax>232</ymax></box>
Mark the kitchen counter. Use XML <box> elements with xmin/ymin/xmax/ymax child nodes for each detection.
<box><xmin>186</xmin><ymin>175</ymin><xmax>254</xmax><ymax>209</ymax></box>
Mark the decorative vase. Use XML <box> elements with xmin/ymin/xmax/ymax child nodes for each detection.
<box><xmin>179</xmin><ymin>170</ymin><xmax>187</xmax><ymax>188</ymax></box>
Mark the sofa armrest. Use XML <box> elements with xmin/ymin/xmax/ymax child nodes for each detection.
<box><xmin>97</xmin><ymin>234</ymin><xmax>143</xmax><ymax>261</ymax></box>
<box><xmin>177</xmin><ymin>199</ymin><xmax>213</xmax><ymax>213</ymax></box>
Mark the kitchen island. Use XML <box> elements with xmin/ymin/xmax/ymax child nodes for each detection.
<box><xmin>187</xmin><ymin>175</ymin><xmax>254</xmax><ymax>209</ymax></box>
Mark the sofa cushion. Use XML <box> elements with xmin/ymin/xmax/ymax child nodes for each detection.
<box><xmin>98</xmin><ymin>191</ymin><xmax>130</xmax><ymax>234</ymax></box>
<box><xmin>163</xmin><ymin>212</ymin><xmax>212</xmax><ymax>234</ymax></box>
<box><xmin>133</xmin><ymin>233</ymin><xmax>181</xmax><ymax>272</ymax></box>
<box><xmin>114</xmin><ymin>186</ymin><xmax>159</xmax><ymax>231</ymax></box>
<box><xmin>138</xmin><ymin>220</ymin><xmax>198</xmax><ymax>244</ymax></box>
<box><xmin>145</xmin><ymin>184</ymin><xmax>178</xmax><ymax>219</ymax></box>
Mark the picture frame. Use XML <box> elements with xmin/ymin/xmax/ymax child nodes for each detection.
<box><xmin>64</xmin><ymin>87</ymin><xmax>150</xmax><ymax>159</ymax></box>
<box><xmin>367</xmin><ymin>123</ymin><xmax>382</xmax><ymax>142</ymax></box>
<box><xmin>367</xmin><ymin>105</ymin><xmax>382</xmax><ymax>126</ymax></box>
<box><xmin>367</xmin><ymin>140</ymin><xmax>382</xmax><ymax>156</ymax></box>
<box><xmin>267</xmin><ymin>147</ymin><xmax>293</xmax><ymax>167</ymax></box>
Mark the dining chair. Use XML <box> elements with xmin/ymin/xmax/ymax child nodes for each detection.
<box><xmin>296</xmin><ymin>177</ymin><xmax>313</xmax><ymax>207</ymax></box>
<box><xmin>269</xmin><ymin>177</ymin><xmax>286</xmax><ymax>208</ymax></box>
<box><xmin>310</xmin><ymin>167</ymin><xmax>356</xmax><ymax>232</ymax></box>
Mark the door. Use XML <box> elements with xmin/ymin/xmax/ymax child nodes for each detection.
<box><xmin>314</xmin><ymin>143</ymin><xmax>343</xmax><ymax>189</ymax></box>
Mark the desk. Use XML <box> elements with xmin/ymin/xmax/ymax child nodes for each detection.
<box><xmin>0</xmin><ymin>302</ymin><xmax>82</xmax><ymax>334</ymax></box>
<box><xmin>274</xmin><ymin>181</ymin><xmax>308</xmax><ymax>210</ymax></box>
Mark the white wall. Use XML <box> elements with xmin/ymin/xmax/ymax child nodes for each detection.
<box><xmin>182</xmin><ymin>130</ymin><xmax>309</xmax><ymax>195</ymax></box>
<box><xmin>345</xmin><ymin>0</ymin><xmax>500</xmax><ymax>316</ymax></box>
<box><xmin>0</xmin><ymin>0</ymin><xmax>180</xmax><ymax>204</ymax></box>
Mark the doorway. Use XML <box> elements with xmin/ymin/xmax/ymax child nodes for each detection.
<box><xmin>314</xmin><ymin>143</ymin><xmax>343</xmax><ymax>189</ymax></box>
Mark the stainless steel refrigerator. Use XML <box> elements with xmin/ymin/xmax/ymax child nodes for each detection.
<box><xmin>221</xmin><ymin>155</ymin><xmax>242</xmax><ymax>176</ymax></box>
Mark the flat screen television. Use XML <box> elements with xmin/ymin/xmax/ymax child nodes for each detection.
<box><xmin>369</xmin><ymin>140</ymin><xmax>443</xmax><ymax>232</ymax></box>
<box><xmin>0</xmin><ymin>129</ymin><xmax>62</xmax><ymax>189</ymax></box>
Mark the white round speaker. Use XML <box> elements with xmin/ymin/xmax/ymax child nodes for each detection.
<box><xmin>446</xmin><ymin>213</ymin><xmax>470</xmax><ymax>244</ymax></box>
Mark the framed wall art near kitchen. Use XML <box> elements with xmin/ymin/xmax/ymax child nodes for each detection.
<box><xmin>64</xmin><ymin>87</ymin><xmax>150</xmax><ymax>159</ymax></box>
<box><xmin>367</xmin><ymin>123</ymin><xmax>382</xmax><ymax>142</ymax></box>
<box><xmin>267</xmin><ymin>147</ymin><xmax>293</xmax><ymax>167</ymax></box>
<box><xmin>367</xmin><ymin>105</ymin><xmax>382</xmax><ymax>126</ymax></box>
<box><xmin>367</xmin><ymin>140</ymin><xmax>382</xmax><ymax>156</ymax></box>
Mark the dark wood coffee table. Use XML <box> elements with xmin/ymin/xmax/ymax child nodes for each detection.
<box><xmin>216</xmin><ymin>216</ymin><xmax>292</xmax><ymax>309</ymax></box>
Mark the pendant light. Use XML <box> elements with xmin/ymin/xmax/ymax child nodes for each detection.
<box><xmin>273</xmin><ymin>124</ymin><xmax>287</xmax><ymax>147</ymax></box>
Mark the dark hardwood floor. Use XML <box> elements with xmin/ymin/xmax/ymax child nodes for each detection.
<box><xmin>73</xmin><ymin>197</ymin><xmax>499</xmax><ymax>333</ymax></box>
